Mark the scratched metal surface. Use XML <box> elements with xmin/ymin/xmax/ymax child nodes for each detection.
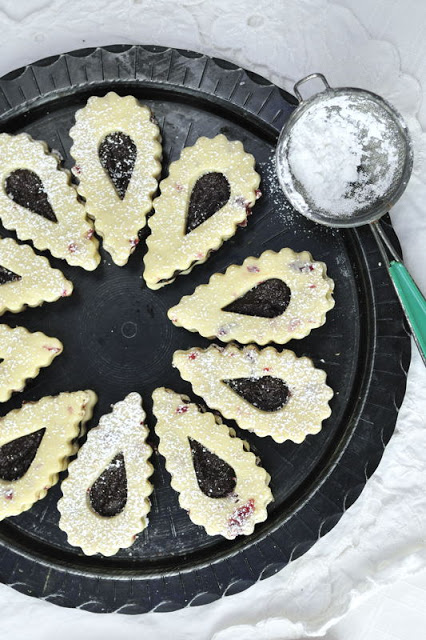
<box><xmin>0</xmin><ymin>46</ymin><xmax>410</xmax><ymax>612</ymax></box>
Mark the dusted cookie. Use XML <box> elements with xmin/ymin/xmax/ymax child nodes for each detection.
<box><xmin>0</xmin><ymin>237</ymin><xmax>73</xmax><ymax>315</ymax></box>
<box><xmin>0</xmin><ymin>134</ymin><xmax>99</xmax><ymax>270</ymax></box>
<box><xmin>152</xmin><ymin>387</ymin><xmax>272</xmax><ymax>539</ymax></box>
<box><xmin>168</xmin><ymin>248</ymin><xmax>334</xmax><ymax>344</ymax></box>
<box><xmin>144</xmin><ymin>135</ymin><xmax>260</xmax><ymax>289</ymax></box>
<box><xmin>58</xmin><ymin>393</ymin><xmax>153</xmax><ymax>556</ymax></box>
<box><xmin>173</xmin><ymin>344</ymin><xmax>333</xmax><ymax>443</ymax></box>
<box><xmin>0</xmin><ymin>391</ymin><xmax>97</xmax><ymax>520</ymax></box>
<box><xmin>70</xmin><ymin>93</ymin><xmax>162</xmax><ymax>266</ymax></box>
<box><xmin>0</xmin><ymin>325</ymin><xmax>62</xmax><ymax>403</ymax></box>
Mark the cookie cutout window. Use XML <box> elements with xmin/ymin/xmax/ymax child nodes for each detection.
<box><xmin>173</xmin><ymin>344</ymin><xmax>333</xmax><ymax>443</ymax></box>
<box><xmin>152</xmin><ymin>387</ymin><xmax>272</xmax><ymax>539</ymax></box>
<box><xmin>0</xmin><ymin>133</ymin><xmax>99</xmax><ymax>270</ymax></box>
<box><xmin>58</xmin><ymin>393</ymin><xmax>153</xmax><ymax>556</ymax></box>
<box><xmin>144</xmin><ymin>134</ymin><xmax>261</xmax><ymax>289</ymax></box>
<box><xmin>70</xmin><ymin>93</ymin><xmax>162</xmax><ymax>266</ymax></box>
<box><xmin>168</xmin><ymin>248</ymin><xmax>334</xmax><ymax>344</ymax></box>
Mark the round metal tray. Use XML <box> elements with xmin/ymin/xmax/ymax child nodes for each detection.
<box><xmin>0</xmin><ymin>45</ymin><xmax>410</xmax><ymax>613</ymax></box>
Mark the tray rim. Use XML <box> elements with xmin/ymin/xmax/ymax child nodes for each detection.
<box><xmin>0</xmin><ymin>44</ymin><xmax>411</xmax><ymax>613</ymax></box>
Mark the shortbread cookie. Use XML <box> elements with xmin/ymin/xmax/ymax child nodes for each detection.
<box><xmin>144</xmin><ymin>135</ymin><xmax>261</xmax><ymax>289</ymax></box>
<box><xmin>58</xmin><ymin>393</ymin><xmax>153</xmax><ymax>556</ymax></box>
<box><xmin>152</xmin><ymin>387</ymin><xmax>272</xmax><ymax>539</ymax></box>
<box><xmin>173</xmin><ymin>344</ymin><xmax>333</xmax><ymax>443</ymax></box>
<box><xmin>70</xmin><ymin>93</ymin><xmax>162</xmax><ymax>266</ymax></box>
<box><xmin>0</xmin><ymin>134</ymin><xmax>100</xmax><ymax>270</ymax></box>
<box><xmin>0</xmin><ymin>325</ymin><xmax>62</xmax><ymax>402</ymax></box>
<box><xmin>0</xmin><ymin>390</ymin><xmax>97</xmax><ymax>520</ymax></box>
<box><xmin>168</xmin><ymin>248</ymin><xmax>334</xmax><ymax>344</ymax></box>
<box><xmin>0</xmin><ymin>237</ymin><xmax>73</xmax><ymax>315</ymax></box>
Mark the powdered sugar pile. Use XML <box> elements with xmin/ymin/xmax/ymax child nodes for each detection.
<box><xmin>277</xmin><ymin>94</ymin><xmax>406</xmax><ymax>218</ymax></box>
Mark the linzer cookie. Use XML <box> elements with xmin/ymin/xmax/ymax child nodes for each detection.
<box><xmin>70</xmin><ymin>93</ymin><xmax>162</xmax><ymax>266</ymax></box>
<box><xmin>0</xmin><ymin>391</ymin><xmax>97</xmax><ymax>520</ymax></box>
<box><xmin>58</xmin><ymin>393</ymin><xmax>153</xmax><ymax>556</ymax></box>
<box><xmin>0</xmin><ymin>237</ymin><xmax>73</xmax><ymax>315</ymax></box>
<box><xmin>0</xmin><ymin>134</ymin><xmax>100</xmax><ymax>270</ymax></box>
<box><xmin>144</xmin><ymin>135</ymin><xmax>261</xmax><ymax>289</ymax></box>
<box><xmin>0</xmin><ymin>325</ymin><xmax>62</xmax><ymax>403</ymax></box>
<box><xmin>168</xmin><ymin>248</ymin><xmax>334</xmax><ymax>344</ymax></box>
<box><xmin>152</xmin><ymin>387</ymin><xmax>272</xmax><ymax>539</ymax></box>
<box><xmin>173</xmin><ymin>344</ymin><xmax>333</xmax><ymax>443</ymax></box>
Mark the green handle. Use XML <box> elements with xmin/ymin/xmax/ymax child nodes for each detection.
<box><xmin>389</xmin><ymin>260</ymin><xmax>426</xmax><ymax>363</ymax></box>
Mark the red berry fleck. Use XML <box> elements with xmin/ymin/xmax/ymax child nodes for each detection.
<box><xmin>263</xmin><ymin>367</ymin><xmax>271</xmax><ymax>373</ymax></box>
<box><xmin>129</xmin><ymin>238</ymin><xmax>139</xmax><ymax>248</ymax></box>
<box><xmin>228</xmin><ymin>499</ymin><xmax>255</xmax><ymax>531</ymax></box>
<box><xmin>67</xmin><ymin>406</ymin><xmax>74</xmax><ymax>415</ymax></box>
<box><xmin>86</xmin><ymin>228</ymin><xmax>94</xmax><ymax>240</ymax></box>
<box><xmin>73</xmin><ymin>165</ymin><xmax>82</xmax><ymax>175</ymax></box>
<box><xmin>43</xmin><ymin>345</ymin><xmax>61</xmax><ymax>353</ymax></box>
<box><xmin>308</xmin><ymin>284</ymin><xmax>317</xmax><ymax>289</ymax></box>
<box><xmin>217</xmin><ymin>327</ymin><xmax>228</xmax><ymax>337</ymax></box>
<box><xmin>175</xmin><ymin>183</ymin><xmax>184</xmax><ymax>192</ymax></box>
<box><xmin>61</xmin><ymin>288</ymin><xmax>70</xmax><ymax>297</ymax></box>
<box><xmin>4</xmin><ymin>490</ymin><xmax>13</xmax><ymax>501</ymax></box>
<box><xmin>247</xmin><ymin>265</ymin><xmax>260</xmax><ymax>273</ymax></box>
<box><xmin>238</xmin><ymin>218</ymin><xmax>248</xmax><ymax>228</ymax></box>
<box><xmin>188</xmin><ymin>352</ymin><xmax>198</xmax><ymax>360</ymax></box>
<box><xmin>68</xmin><ymin>242</ymin><xmax>77</xmax><ymax>254</ymax></box>
<box><xmin>176</xmin><ymin>405</ymin><xmax>189</xmax><ymax>414</ymax></box>
<box><xmin>255</xmin><ymin>189</ymin><xmax>262</xmax><ymax>199</ymax></box>
<box><xmin>196</xmin><ymin>252</ymin><xmax>204</xmax><ymax>260</ymax></box>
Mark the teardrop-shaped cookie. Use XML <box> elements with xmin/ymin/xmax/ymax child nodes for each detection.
<box><xmin>0</xmin><ymin>325</ymin><xmax>62</xmax><ymax>402</ymax></box>
<box><xmin>0</xmin><ymin>390</ymin><xmax>97</xmax><ymax>519</ymax></box>
<box><xmin>168</xmin><ymin>248</ymin><xmax>334</xmax><ymax>344</ymax></box>
<box><xmin>0</xmin><ymin>133</ymin><xmax>99</xmax><ymax>270</ymax></box>
<box><xmin>70</xmin><ymin>93</ymin><xmax>162</xmax><ymax>266</ymax></box>
<box><xmin>58</xmin><ymin>393</ymin><xmax>153</xmax><ymax>556</ymax></box>
<box><xmin>0</xmin><ymin>237</ymin><xmax>73</xmax><ymax>315</ymax></box>
<box><xmin>173</xmin><ymin>344</ymin><xmax>333</xmax><ymax>443</ymax></box>
<box><xmin>152</xmin><ymin>387</ymin><xmax>272</xmax><ymax>539</ymax></box>
<box><xmin>144</xmin><ymin>135</ymin><xmax>261</xmax><ymax>289</ymax></box>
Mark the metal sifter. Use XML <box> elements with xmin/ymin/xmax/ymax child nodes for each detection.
<box><xmin>276</xmin><ymin>73</ymin><xmax>426</xmax><ymax>365</ymax></box>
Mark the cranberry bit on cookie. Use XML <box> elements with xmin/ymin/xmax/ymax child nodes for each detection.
<box><xmin>68</xmin><ymin>242</ymin><xmax>78</xmax><ymax>254</ymax></box>
<box><xmin>43</xmin><ymin>345</ymin><xmax>61</xmax><ymax>353</ymax></box>
<box><xmin>4</xmin><ymin>489</ymin><xmax>13</xmax><ymax>500</ymax></box>
<box><xmin>176</xmin><ymin>405</ymin><xmax>189</xmax><ymax>414</ymax></box>
<box><xmin>247</xmin><ymin>265</ymin><xmax>260</xmax><ymax>273</ymax></box>
<box><xmin>228</xmin><ymin>498</ymin><xmax>255</xmax><ymax>533</ymax></box>
<box><xmin>188</xmin><ymin>352</ymin><xmax>198</xmax><ymax>360</ymax></box>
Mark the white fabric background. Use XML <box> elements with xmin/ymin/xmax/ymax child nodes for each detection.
<box><xmin>0</xmin><ymin>1</ymin><xmax>425</xmax><ymax>638</ymax></box>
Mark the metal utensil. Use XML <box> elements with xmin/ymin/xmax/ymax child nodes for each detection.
<box><xmin>276</xmin><ymin>73</ymin><xmax>426</xmax><ymax>365</ymax></box>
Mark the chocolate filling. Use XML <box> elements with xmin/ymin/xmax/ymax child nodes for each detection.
<box><xmin>189</xmin><ymin>437</ymin><xmax>236</xmax><ymax>498</ymax></box>
<box><xmin>0</xmin><ymin>265</ymin><xmax>22</xmax><ymax>285</ymax></box>
<box><xmin>222</xmin><ymin>278</ymin><xmax>291</xmax><ymax>318</ymax></box>
<box><xmin>89</xmin><ymin>452</ymin><xmax>127</xmax><ymax>518</ymax></box>
<box><xmin>224</xmin><ymin>376</ymin><xmax>290</xmax><ymax>412</ymax></box>
<box><xmin>186</xmin><ymin>172</ymin><xmax>231</xmax><ymax>234</ymax></box>
<box><xmin>98</xmin><ymin>131</ymin><xmax>137</xmax><ymax>200</ymax></box>
<box><xmin>5</xmin><ymin>169</ymin><xmax>58</xmax><ymax>223</ymax></box>
<box><xmin>0</xmin><ymin>428</ymin><xmax>45</xmax><ymax>481</ymax></box>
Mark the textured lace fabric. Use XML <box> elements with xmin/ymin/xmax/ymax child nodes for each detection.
<box><xmin>0</xmin><ymin>1</ymin><xmax>425</xmax><ymax>639</ymax></box>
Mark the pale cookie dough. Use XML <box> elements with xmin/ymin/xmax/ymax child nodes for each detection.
<box><xmin>168</xmin><ymin>248</ymin><xmax>334</xmax><ymax>344</ymax></box>
<box><xmin>144</xmin><ymin>134</ymin><xmax>261</xmax><ymax>289</ymax></box>
<box><xmin>0</xmin><ymin>390</ymin><xmax>97</xmax><ymax>520</ymax></box>
<box><xmin>0</xmin><ymin>237</ymin><xmax>73</xmax><ymax>315</ymax></box>
<box><xmin>173</xmin><ymin>344</ymin><xmax>333</xmax><ymax>443</ymax></box>
<box><xmin>0</xmin><ymin>134</ymin><xmax>100</xmax><ymax>270</ymax></box>
<box><xmin>152</xmin><ymin>387</ymin><xmax>273</xmax><ymax>539</ymax></box>
<box><xmin>0</xmin><ymin>325</ymin><xmax>62</xmax><ymax>402</ymax></box>
<box><xmin>58</xmin><ymin>392</ymin><xmax>153</xmax><ymax>556</ymax></box>
<box><xmin>70</xmin><ymin>93</ymin><xmax>162</xmax><ymax>266</ymax></box>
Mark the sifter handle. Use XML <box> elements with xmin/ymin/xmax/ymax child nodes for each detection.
<box><xmin>293</xmin><ymin>73</ymin><xmax>331</xmax><ymax>102</ymax></box>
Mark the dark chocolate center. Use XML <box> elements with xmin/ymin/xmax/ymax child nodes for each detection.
<box><xmin>5</xmin><ymin>169</ymin><xmax>58</xmax><ymax>223</ymax></box>
<box><xmin>98</xmin><ymin>131</ymin><xmax>137</xmax><ymax>200</ymax></box>
<box><xmin>89</xmin><ymin>452</ymin><xmax>128</xmax><ymax>518</ymax></box>
<box><xmin>186</xmin><ymin>172</ymin><xmax>231</xmax><ymax>234</ymax></box>
<box><xmin>224</xmin><ymin>376</ymin><xmax>290</xmax><ymax>412</ymax></box>
<box><xmin>0</xmin><ymin>265</ymin><xmax>22</xmax><ymax>285</ymax></box>
<box><xmin>0</xmin><ymin>428</ymin><xmax>45</xmax><ymax>481</ymax></box>
<box><xmin>189</xmin><ymin>437</ymin><xmax>236</xmax><ymax>498</ymax></box>
<box><xmin>222</xmin><ymin>278</ymin><xmax>291</xmax><ymax>318</ymax></box>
